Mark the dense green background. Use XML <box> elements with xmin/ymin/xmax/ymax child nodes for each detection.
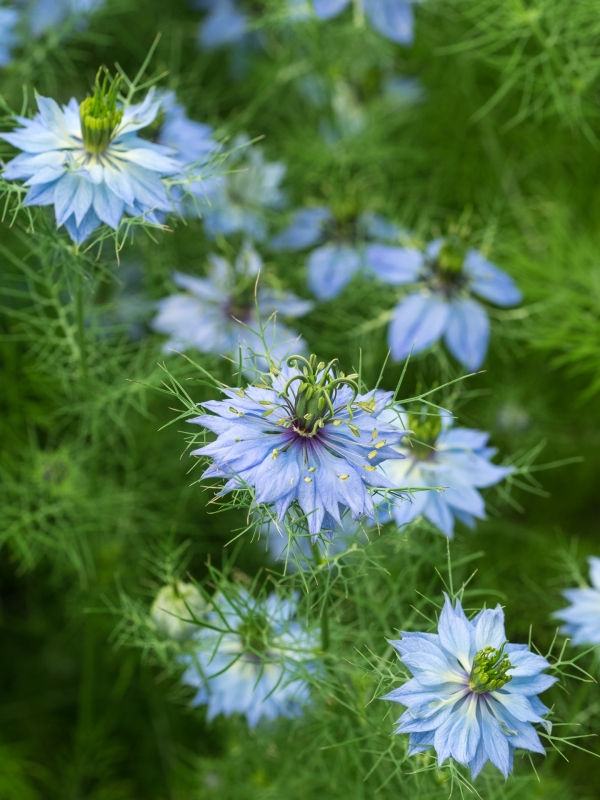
<box><xmin>1</xmin><ymin>0</ymin><xmax>600</xmax><ymax>797</ymax></box>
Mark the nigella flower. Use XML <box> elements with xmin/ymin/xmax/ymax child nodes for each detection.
<box><xmin>265</xmin><ymin>515</ymin><xmax>368</xmax><ymax>571</ymax></box>
<box><xmin>377</xmin><ymin>407</ymin><xmax>512</xmax><ymax>538</ymax></box>
<box><xmin>0</xmin><ymin>69</ymin><xmax>179</xmax><ymax>244</ymax></box>
<box><xmin>553</xmin><ymin>558</ymin><xmax>600</xmax><ymax>646</ymax></box>
<box><xmin>272</xmin><ymin>205</ymin><xmax>404</xmax><ymax>301</ymax></box>
<box><xmin>384</xmin><ymin>595</ymin><xmax>556</xmax><ymax>779</ymax></box>
<box><xmin>367</xmin><ymin>236</ymin><xmax>522</xmax><ymax>370</ymax></box>
<box><xmin>180</xmin><ymin>589</ymin><xmax>320</xmax><ymax>726</ymax></box>
<box><xmin>152</xmin><ymin>242</ymin><xmax>312</xmax><ymax>376</ymax></box>
<box><xmin>198</xmin><ymin>135</ymin><xmax>286</xmax><ymax>241</ymax></box>
<box><xmin>296</xmin><ymin>0</ymin><xmax>415</xmax><ymax>45</ymax></box>
<box><xmin>190</xmin><ymin>354</ymin><xmax>409</xmax><ymax>537</ymax></box>
<box><xmin>0</xmin><ymin>6</ymin><xmax>18</xmax><ymax>67</ymax></box>
<box><xmin>20</xmin><ymin>0</ymin><xmax>105</xmax><ymax>38</ymax></box>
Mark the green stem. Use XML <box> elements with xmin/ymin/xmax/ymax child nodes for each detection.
<box><xmin>310</xmin><ymin>540</ymin><xmax>330</xmax><ymax>651</ymax></box>
<box><xmin>76</xmin><ymin>270</ymin><xmax>88</xmax><ymax>379</ymax></box>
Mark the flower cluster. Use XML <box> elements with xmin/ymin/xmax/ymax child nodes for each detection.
<box><xmin>190</xmin><ymin>354</ymin><xmax>409</xmax><ymax>537</ymax></box>
<box><xmin>152</xmin><ymin>242</ymin><xmax>312</xmax><ymax>375</ymax></box>
<box><xmin>554</xmin><ymin>557</ymin><xmax>600</xmax><ymax>646</ymax></box>
<box><xmin>180</xmin><ymin>589</ymin><xmax>320</xmax><ymax>726</ymax></box>
<box><xmin>385</xmin><ymin>595</ymin><xmax>556</xmax><ymax>779</ymax></box>
<box><xmin>367</xmin><ymin>236</ymin><xmax>522</xmax><ymax>370</ymax></box>
<box><xmin>272</xmin><ymin>206</ymin><xmax>403</xmax><ymax>300</ymax></box>
<box><xmin>1</xmin><ymin>70</ymin><xmax>179</xmax><ymax>243</ymax></box>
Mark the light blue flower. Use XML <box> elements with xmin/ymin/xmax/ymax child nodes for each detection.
<box><xmin>553</xmin><ymin>557</ymin><xmax>600</xmax><ymax>646</ymax></box>
<box><xmin>367</xmin><ymin>237</ymin><xmax>522</xmax><ymax>370</ymax></box>
<box><xmin>0</xmin><ymin>7</ymin><xmax>19</xmax><ymax>66</ymax></box>
<box><xmin>265</xmin><ymin>514</ymin><xmax>369</xmax><ymax>571</ymax></box>
<box><xmin>297</xmin><ymin>0</ymin><xmax>415</xmax><ymax>45</ymax></box>
<box><xmin>272</xmin><ymin>207</ymin><xmax>404</xmax><ymax>301</ymax></box>
<box><xmin>0</xmin><ymin>72</ymin><xmax>180</xmax><ymax>244</ymax></box>
<box><xmin>20</xmin><ymin>0</ymin><xmax>105</xmax><ymax>38</ymax></box>
<box><xmin>197</xmin><ymin>135</ymin><xmax>286</xmax><ymax>241</ymax></box>
<box><xmin>190</xmin><ymin>355</ymin><xmax>409</xmax><ymax>537</ymax></box>
<box><xmin>180</xmin><ymin>588</ymin><xmax>320</xmax><ymax>726</ymax></box>
<box><xmin>377</xmin><ymin>407</ymin><xmax>512</xmax><ymax>538</ymax></box>
<box><xmin>152</xmin><ymin>242</ymin><xmax>313</xmax><ymax>376</ymax></box>
<box><xmin>384</xmin><ymin>595</ymin><xmax>557</xmax><ymax>779</ymax></box>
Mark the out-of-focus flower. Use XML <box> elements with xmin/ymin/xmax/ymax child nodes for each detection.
<box><xmin>378</xmin><ymin>407</ymin><xmax>512</xmax><ymax>538</ymax></box>
<box><xmin>272</xmin><ymin>205</ymin><xmax>404</xmax><ymax>301</ymax></box>
<box><xmin>151</xmin><ymin>242</ymin><xmax>312</xmax><ymax>375</ymax></box>
<box><xmin>385</xmin><ymin>595</ymin><xmax>556</xmax><ymax>779</ymax></box>
<box><xmin>151</xmin><ymin>581</ymin><xmax>207</xmax><ymax>641</ymax></box>
<box><xmin>367</xmin><ymin>237</ymin><xmax>522</xmax><ymax>370</ymax></box>
<box><xmin>190</xmin><ymin>354</ymin><xmax>410</xmax><ymax>538</ymax></box>
<box><xmin>20</xmin><ymin>0</ymin><xmax>105</xmax><ymax>38</ymax></box>
<box><xmin>0</xmin><ymin>6</ymin><xmax>19</xmax><ymax>66</ymax></box>
<box><xmin>197</xmin><ymin>135</ymin><xmax>285</xmax><ymax>241</ymax></box>
<box><xmin>553</xmin><ymin>557</ymin><xmax>600</xmax><ymax>645</ymax></box>
<box><xmin>0</xmin><ymin>70</ymin><xmax>179</xmax><ymax>243</ymax></box>
<box><xmin>180</xmin><ymin>589</ymin><xmax>320</xmax><ymax>726</ymax></box>
<box><xmin>296</xmin><ymin>0</ymin><xmax>415</xmax><ymax>45</ymax></box>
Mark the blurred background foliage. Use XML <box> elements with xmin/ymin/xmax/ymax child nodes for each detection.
<box><xmin>1</xmin><ymin>0</ymin><xmax>600</xmax><ymax>797</ymax></box>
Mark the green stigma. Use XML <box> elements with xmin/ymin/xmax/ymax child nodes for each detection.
<box><xmin>437</xmin><ymin>237</ymin><xmax>466</xmax><ymax>276</ymax></box>
<box><xmin>283</xmin><ymin>354</ymin><xmax>361</xmax><ymax>437</ymax></box>
<box><xmin>469</xmin><ymin>644</ymin><xmax>514</xmax><ymax>694</ymax></box>
<box><xmin>407</xmin><ymin>409</ymin><xmax>442</xmax><ymax>459</ymax></box>
<box><xmin>79</xmin><ymin>68</ymin><xmax>124</xmax><ymax>155</ymax></box>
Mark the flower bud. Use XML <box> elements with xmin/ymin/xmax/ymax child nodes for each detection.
<box><xmin>151</xmin><ymin>581</ymin><xmax>206</xmax><ymax>641</ymax></box>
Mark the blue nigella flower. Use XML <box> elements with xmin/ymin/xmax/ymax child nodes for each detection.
<box><xmin>20</xmin><ymin>0</ymin><xmax>105</xmax><ymax>38</ymax></box>
<box><xmin>198</xmin><ymin>134</ymin><xmax>286</xmax><ymax>241</ymax></box>
<box><xmin>0</xmin><ymin>70</ymin><xmax>180</xmax><ymax>244</ymax></box>
<box><xmin>553</xmin><ymin>557</ymin><xmax>600</xmax><ymax>646</ymax></box>
<box><xmin>265</xmin><ymin>514</ymin><xmax>368</xmax><ymax>571</ymax></box>
<box><xmin>0</xmin><ymin>7</ymin><xmax>19</xmax><ymax>66</ymax></box>
<box><xmin>384</xmin><ymin>594</ymin><xmax>557</xmax><ymax>779</ymax></box>
<box><xmin>272</xmin><ymin>206</ymin><xmax>404</xmax><ymax>301</ymax></box>
<box><xmin>180</xmin><ymin>588</ymin><xmax>320</xmax><ymax>726</ymax></box>
<box><xmin>367</xmin><ymin>237</ymin><xmax>522</xmax><ymax>370</ymax></box>
<box><xmin>152</xmin><ymin>242</ymin><xmax>312</xmax><ymax>376</ymax></box>
<box><xmin>296</xmin><ymin>0</ymin><xmax>415</xmax><ymax>45</ymax></box>
<box><xmin>377</xmin><ymin>407</ymin><xmax>512</xmax><ymax>538</ymax></box>
<box><xmin>190</xmin><ymin>354</ymin><xmax>410</xmax><ymax>537</ymax></box>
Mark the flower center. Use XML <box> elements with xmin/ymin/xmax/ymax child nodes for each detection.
<box><xmin>282</xmin><ymin>354</ymin><xmax>361</xmax><ymax>437</ymax></box>
<box><xmin>238</xmin><ymin>615</ymin><xmax>270</xmax><ymax>662</ymax></box>
<box><xmin>430</xmin><ymin>236</ymin><xmax>469</xmax><ymax>294</ymax></box>
<box><xmin>407</xmin><ymin>410</ymin><xmax>442</xmax><ymax>460</ymax></box>
<box><xmin>469</xmin><ymin>644</ymin><xmax>514</xmax><ymax>694</ymax></box>
<box><xmin>79</xmin><ymin>68</ymin><xmax>123</xmax><ymax>156</ymax></box>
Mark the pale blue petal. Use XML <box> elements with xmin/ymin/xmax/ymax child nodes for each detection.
<box><xmin>438</xmin><ymin>594</ymin><xmax>473</xmax><ymax>671</ymax></box>
<box><xmin>464</xmin><ymin>250</ymin><xmax>522</xmax><ymax>307</ymax></box>
<box><xmin>313</xmin><ymin>0</ymin><xmax>349</xmax><ymax>19</ymax></box>
<box><xmin>444</xmin><ymin>298</ymin><xmax>490</xmax><ymax>371</ymax></box>
<box><xmin>424</xmin><ymin>492</ymin><xmax>455</xmax><ymax>537</ymax></box>
<box><xmin>473</xmin><ymin>607</ymin><xmax>506</xmax><ymax>652</ymax></box>
<box><xmin>589</xmin><ymin>557</ymin><xmax>600</xmax><ymax>590</ymax></box>
<box><xmin>307</xmin><ymin>244</ymin><xmax>362</xmax><ymax>300</ymax></box>
<box><xmin>271</xmin><ymin>207</ymin><xmax>332</xmax><ymax>250</ymax></box>
<box><xmin>366</xmin><ymin>244</ymin><xmax>423</xmax><ymax>284</ymax></box>
<box><xmin>388</xmin><ymin>292</ymin><xmax>450</xmax><ymax>361</ymax></box>
<box><xmin>364</xmin><ymin>0</ymin><xmax>414</xmax><ymax>45</ymax></box>
<box><xmin>199</xmin><ymin>2</ymin><xmax>248</xmax><ymax>49</ymax></box>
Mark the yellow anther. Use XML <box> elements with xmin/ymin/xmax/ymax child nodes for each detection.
<box><xmin>367</xmin><ymin>450</ymin><xmax>377</xmax><ymax>459</ymax></box>
<box><xmin>371</xmin><ymin>428</ymin><xmax>378</xmax><ymax>441</ymax></box>
<box><xmin>333</xmin><ymin>420</ymin><xmax>342</xmax><ymax>426</ymax></box>
<box><xmin>374</xmin><ymin>440</ymin><xmax>386</xmax><ymax>449</ymax></box>
<box><xmin>308</xmin><ymin>467</ymin><xmax>316</xmax><ymax>472</ymax></box>
<box><xmin>339</xmin><ymin>474</ymin><xmax>349</xmax><ymax>481</ymax></box>
<box><xmin>304</xmin><ymin>477</ymin><xmax>313</xmax><ymax>483</ymax></box>
<box><xmin>363</xmin><ymin>465</ymin><xmax>376</xmax><ymax>472</ymax></box>
<box><xmin>271</xmin><ymin>449</ymin><xmax>280</xmax><ymax>460</ymax></box>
